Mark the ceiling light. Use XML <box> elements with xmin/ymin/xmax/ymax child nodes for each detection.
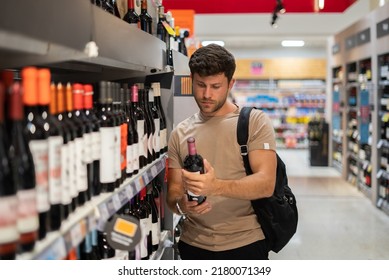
<box><xmin>276</xmin><ymin>0</ymin><xmax>286</xmax><ymax>13</ymax></box>
<box><xmin>318</xmin><ymin>0</ymin><xmax>325</xmax><ymax>10</ymax></box>
<box><xmin>201</xmin><ymin>40</ymin><xmax>225</xmax><ymax>47</ymax></box>
<box><xmin>281</xmin><ymin>40</ymin><xmax>305</xmax><ymax>47</ymax></box>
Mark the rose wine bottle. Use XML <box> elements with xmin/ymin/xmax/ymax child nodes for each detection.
<box><xmin>183</xmin><ymin>137</ymin><xmax>206</xmax><ymax>204</ymax></box>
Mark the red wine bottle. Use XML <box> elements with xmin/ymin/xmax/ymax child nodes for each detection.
<box><xmin>152</xmin><ymin>82</ymin><xmax>167</xmax><ymax>153</ymax></box>
<box><xmin>56</xmin><ymin>83</ymin><xmax>78</xmax><ymax>213</ymax></box>
<box><xmin>22</xmin><ymin>67</ymin><xmax>51</xmax><ymax>240</ymax></box>
<box><xmin>50</xmin><ymin>83</ymin><xmax>71</xmax><ymax>220</ymax></box>
<box><xmin>96</xmin><ymin>81</ymin><xmax>116</xmax><ymax>192</ymax></box>
<box><xmin>107</xmin><ymin>82</ymin><xmax>122</xmax><ymax>188</ymax></box>
<box><xmin>131</xmin><ymin>84</ymin><xmax>147</xmax><ymax>169</ymax></box>
<box><xmin>83</xmin><ymin>84</ymin><xmax>102</xmax><ymax>197</ymax></box>
<box><xmin>123</xmin><ymin>0</ymin><xmax>140</xmax><ymax>28</ymax></box>
<box><xmin>139</xmin><ymin>0</ymin><xmax>152</xmax><ymax>34</ymax></box>
<box><xmin>0</xmin><ymin>82</ymin><xmax>18</xmax><ymax>259</ymax></box>
<box><xmin>148</xmin><ymin>84</ymin><xmax>161</xmax><ymax>158</ymax></box>
<box><xmin>135</xmin><ymin>190</ymin><xmax>151</xmax><ymax>260</ymax></box>
<box><xmin>139</xmin><ymin>85</ymin><xmax>155</xmax><ymax>163</ymax></box>
<box><xmin>183</xmin><ymin>137</ymin><xmax>206</xmax><ymax>204</ymax></box>
<box><xmin>65</xmin><ymin>83</ymin><xmax>88</xmax><ymax>207</ymax></box>
<box><xmin>38</xmin><ymin>69</ymin><xmax>64</xmax><ymax>231</ymax></box>
<box><xmin>73</xmin><ymin>83</ymin><xmax>93</xmax><ymax>202</ymax></box>
<box><xmin>146</xmin><ymin>184</ymin><xmax>160</xmax><ymax>252</ymax></box>
<box><xmin>121</xmin><ymin>85</ymin><xmax>134</xmax><ymax>178</ymax></box>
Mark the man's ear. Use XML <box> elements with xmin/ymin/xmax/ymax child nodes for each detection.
<box><xmin>229</xmin><ymin>78</ymin><xmax>236</xmax><ymax>90</ymax></box>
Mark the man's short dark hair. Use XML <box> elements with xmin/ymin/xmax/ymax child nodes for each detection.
<box><xmin>189</xmin><ymin>44</ymin><xmax>236</xmax><ymax>82</ymax></box>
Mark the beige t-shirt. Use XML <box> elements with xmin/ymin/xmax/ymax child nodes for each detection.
<box><xmin>168</xmin><ymin>106</ymin><xmax>276</xmax><ymax>251</ymax></box>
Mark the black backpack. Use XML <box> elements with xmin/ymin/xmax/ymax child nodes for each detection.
<box><xmin>237</xmin><ymin>107</ymin><xmax>298</xmax><ymax>253</ymax></box>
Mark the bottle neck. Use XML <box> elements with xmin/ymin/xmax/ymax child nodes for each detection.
<box><xmin>127</xmin><ymin>0</ymin><xmax>135</xmax><ymax>10</ymax></box>
<box><xmin>188</xmin><ymin>141</ymin><xmax>197</xmax><ymax>156</ymax></box>
<box><xmin>141</xmin><ymin>0</ymin><xmax>148</xmax><ymax>12</ymax></box>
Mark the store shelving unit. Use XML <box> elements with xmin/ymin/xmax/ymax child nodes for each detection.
<box><xmin>329</xmin><ymin>2</ymin><xmax>389</xmax><ymax>216</ymax></box>
<box><xmin>377</xmin><ymin>52</ymin><xmax>389</xmax><ymax>216</ymax></box>
<box><xmin>233</xmin><ymin>79</ymin><xmax>326</xmax><ymax>149</ymax></box>
<box><xmin>331</xmin><ymin>65</ymin><xmax>344</xmax><ymax>173</ymax></box>
<box><xmin>0</xmin><ymin>0</ymin><xmax>185</xmax><ymax>259</ymax></box>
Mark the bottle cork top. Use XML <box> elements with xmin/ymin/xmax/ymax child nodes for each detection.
<box><xmin>21</xmin><ymin>67</ymin><xmax>38</xmax><ymax>106</ymax></box>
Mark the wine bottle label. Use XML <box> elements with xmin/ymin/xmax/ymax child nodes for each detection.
<box><xmin>17</xmin><ymin>189</ymin><xmax>39</xmax><ymax>234</ymax></box>
<box><xmin>139</xmin><ymin>218</ymin><xmax>148</xmax><ymax>258</ymax></box>
<box><xmin>133</xmin><ymin>143</ymin><xmax>140</xmax><ymax>172</ymax></box>
<box><xmin>148</xmin><ymin>131</ymin><xmax>154</xmax><ymax>156</ymax></box>
<box><xmin>60</xmin><ymin>143</ymin><xmax>72</xmax><ymax>205</ymax></box>
<box><xmin>100</xmin><ymin>127</ymin><xmax>116</xmax><ymax>183</ymax></box>
<box><xmin>83</xmin><ymin>132</ymin><xmax>93</xmax><ymax>164</ymax></box>
<box><xmin>126</xmin><ymin>144</ymin><xmax>134</xmax><ymax>174</ymax></box>
<box><xmin>68</xmin><ymin>141</ymin><xmax>78</xmax><ymax>199</ymax></box>
<box><xmin>154</xmin><ymin>119</ymin><xmax>160</xmax><ymax>154</ymax></box>
<box><xmin>137</xmin><ymin>120</ymin><xmax>146</xmax><ymax>157</ymax></box>
<box><xmin>160</xmin><ymin>128</ymin><xmax>167</xmax><ymax>151</ymax></box>
<box><xmin>48</xmin><ymin>135</ymin><xmax>63</xmax><ymax>204</ymax></box>
<box><xmin>91</xmin><ymin>131</ymin><xmax>101</xmax><ymax>161</ymax></box>
<box><xmin>29</xmin><ymin>139</ymin><xmax>50</xmax><ymax>212</ymax></box>
<box><xmin>152</xmin><ymin>222</ymin><xmax>159</xmax><ymax>246</ymax></box>
<box><xmin>0</xmin><ymin>195</ymin><xmax>18</xmax><ymax>243</ymax></box>
<box><xmin>75</xmin><ymin>137</ymin><xmax>88</xmax><ymax>192</ymax></box>
<box><xmin>114</xmin><ymin>126</ymin><xmax>121</xmax><ymax>180</ymax></box>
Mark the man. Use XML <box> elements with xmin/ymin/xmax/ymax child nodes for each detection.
<box><xmin>167</xmin><ymin>44</ymin><xmax>277</xmax><ymax>260</ymax></box>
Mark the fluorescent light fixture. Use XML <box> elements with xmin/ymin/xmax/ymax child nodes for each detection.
<box><xmin>318</xmin><ymin>0</ymin><xmax>325</xmax><ymax>10</ymax></box>
<box><xmin>201</xmin><ymin>40</ymin><xmax>225</xmax><ymax>47</ymax></box>
<box><xmin>380</xmin><ymin>0</ymin><xmax>385</xmax><ymax>6</ymax></box>
<box><xmin>281</xmin><ymin>40</ymin><xmax>305</xmax><ymax>47</ymax></box>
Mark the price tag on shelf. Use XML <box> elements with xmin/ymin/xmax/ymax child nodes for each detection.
<box><xmin>112</xmin><ymin>194</ymin><xmax>121</xmax><ymax>211</ymax></box>
<box><xmin>134</xmin><ymin>177</ymin><xmax>142</xmax><ymax>192</ymax></box>
<box><xmin>151</xmin><ymin>165</ymin><xmax>158</xmax><ymax>178</ymax></box>
<box><xmin>118</xmin><ymin>189</ymin><xmax>128</xmax><ymax>205</ymax></box>
<box><xmin>106</xmin><ymin>198</ymin><xmax>117</xmax><ymax>217</ymax></box>
<box><xmin>143</xmin><ymin>172</ymin><xmax>150</xmax><ymax>186</ymax></box>
<box><xmin>70</xmin><ymin>220</ymin><xmax>87</xmax><ymax>248</ymax></box>
<box><xmin>98</xmin><ymin>203</ymin><xmax>110</xmax><ymax>221</ymax></box>
<box><xmin>125</xmin><ymin>184</ymin><xmax>134</xmax><ymax>199</ymax></box>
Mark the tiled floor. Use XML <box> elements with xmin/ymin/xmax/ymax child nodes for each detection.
<box><xmin>270</xmin><ymin>149</ymin><xmax>389</xmax><ymax>260</ymax></box>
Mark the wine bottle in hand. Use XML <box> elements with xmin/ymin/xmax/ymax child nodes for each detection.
<box><xmin>183</xmin><ymin>137</ymin><xmax>206</xmax><ymax>204</ymax></box>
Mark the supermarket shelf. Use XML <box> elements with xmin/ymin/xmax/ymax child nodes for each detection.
<box><xmin>17</xmin><ymin>154</ymin><xmax>167</xmax><ymax>260</ymax></box>
<box><xmin>0</xmin><ymin>0</ymin><xmax>166</xmax><ymax>81</ymax></box>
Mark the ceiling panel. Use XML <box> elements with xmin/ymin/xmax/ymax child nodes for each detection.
<box><xmin>162</xmin><ymin>0</ymin><xmax>358</xmax><ymax>14</ymax></box>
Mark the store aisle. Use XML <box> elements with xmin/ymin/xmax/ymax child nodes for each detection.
<box><xmin>269</xmin><ymin>149</ymin><xmax>389</xmax><ymax>260</ymax></box>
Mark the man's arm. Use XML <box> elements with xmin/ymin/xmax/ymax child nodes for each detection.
<box><xmin>182</xmin><ymin>149</ymin><xmax>276</xmax><ymax>200</ymax></box>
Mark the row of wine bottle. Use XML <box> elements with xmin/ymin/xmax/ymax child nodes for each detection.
<box><xmin>94</xmin><ymin>0</ymin><xmax>188</xmax><ymax>65</ymax></box>
<box><xmin>67</xmin><ymin>179</ymin><xmax>165</xmax><ymax>260</ymax></box>
<box><xmin>61</xmin><ymin>177</ymin><xmax>164</xmax><ymax>260</ymax></box>
<box><xmin>0</xmin><ymin>67</ymin><xmax>167</xmax><ymax>259</ymax></box>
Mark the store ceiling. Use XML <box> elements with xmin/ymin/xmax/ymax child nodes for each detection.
<box><xmin>162</xmin><ymin>0</ymin><xmax>368</xmax><ymax>51</ymax></box>
<box><xmin>163</xmin><ymin>0</ymin><xmax>357</xmax><ymax>14</ymax></box>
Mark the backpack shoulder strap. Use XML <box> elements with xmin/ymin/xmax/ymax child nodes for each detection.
<box><xmin>237</xmin><ymin>106</ymin><xmax>254</xmax><ymax>175</ymax></box>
